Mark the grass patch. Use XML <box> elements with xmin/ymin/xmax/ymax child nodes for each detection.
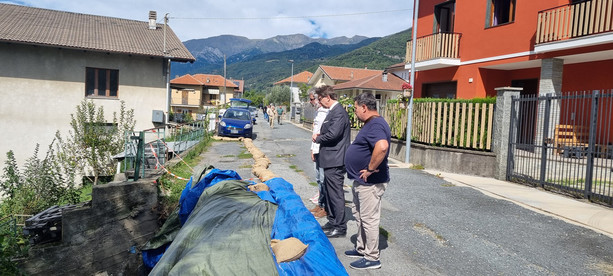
<box><xmin>411</xmin><ymin>164</ymin><xmax>424</xmax><ymax>170</ymax></box>
<box><xmin>78</xmin><ymin>184</ymin><xmax>93</xmax><ymax>202</ymax></box>
<box><xmin>239</xmin><ymin>164</ymin><xmax>252</xmax><ymax>169</ymax></box>
<box><xmin>413</xmin><ymin>223</ymin><xmax>447</xmax><ymax>245</ymax></box>
<box><xmin>309</xmin><ymin>182</ymin><xmax>318</xmax><ymax>187</ymax></box>
<box><xmin>222</xmin><ymin>154</ymin><xmax>235</xmax><ymax>157</ymax></box>
<box><xmin>289</xmin><ymin>165</ymin><xmax>297</xmax><ymax>169</ymax></box>
<box><xmin>379</xmin><ymin>226</ymin><xmax>390</xmax><ymax>239</ymax></box>
<box><xmin>238</xmin><ymin>151</ymin><xmax>252</xmax><ymax>159</ymax></box>
<box><xmin>276</xmin><ymin>154</ymin><xmax>295</xmax><ymax>158</ymax></box>
<box><xmin>158</xmin><ymin>136</ymin><xmax>212</xmax><ymax>218</ymax></box>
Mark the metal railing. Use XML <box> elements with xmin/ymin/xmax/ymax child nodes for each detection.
<box><xmin>122</xmin><ymin>118</ymin><xmax>209</xmax><ymax>181</ymax></box>
<box><xmin>508</xmin><ymin>90</ymin><xmax>613</xmax><ymax>206</ymax></box>
<box><xmin>405</xmin><ymin>32</ymin><xmax>461</xmax><ymax>63</ymax></box>
<box><xmin>536</xmin><ymin>0</ymin><xmax>613</xmax><ymax>44</ymax></box>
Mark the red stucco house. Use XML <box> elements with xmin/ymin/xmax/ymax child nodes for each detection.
<box><xmin>406</xmin><ymin>0</ymin><xmax>613</xmax><ymax>99</ymax></box>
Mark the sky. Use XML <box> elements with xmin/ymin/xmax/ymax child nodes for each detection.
<box><xmin>1</xmin><ymin>0</ymin><xmax>413</xmax><ymax>42</ymax></box>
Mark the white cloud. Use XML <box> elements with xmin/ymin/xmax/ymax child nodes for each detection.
<box><xmin>3</xmin><ymin>0</ymin><xmax>413</xmax><ymax>41</ymax></box>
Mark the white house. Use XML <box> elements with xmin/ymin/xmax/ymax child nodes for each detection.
<box><xmin>0</xmin><ymin>4</ymin><xmax>195</xmax><ymax>165</ymax></box>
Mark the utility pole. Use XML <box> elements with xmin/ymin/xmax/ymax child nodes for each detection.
<box><xmin>405</xmin><ymin>0</ymin><xmax>419</xmax><ymax>164</ymax></box>
<box><xmin>223</xmin><ymin>54</ymin><xmax>226</xmax><ymax>105</ymax></box>
<box><xmin>289</xmin><ymin>59</ymin><xmax>294</xmax><ymax>118</ymax></box>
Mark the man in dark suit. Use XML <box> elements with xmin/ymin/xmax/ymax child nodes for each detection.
<box><xmin>312</xmin><ymin>85</ymin><xmax>351</xmax><ymax>238</ymax></box>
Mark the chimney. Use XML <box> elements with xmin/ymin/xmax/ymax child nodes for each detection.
<box><xmin>148</xmin><ymin>11</ymin><xmax>157</xmax><ymax>30</ymax></box>
<box><xmin>365</xmin><ymin>65</ymin><xmax>368</xmax><ymax>69</ymax></box>
<box><xmin>382</xmin><ymin>71</ymin><xmax>388</xmax><ymax>82</ymax></box>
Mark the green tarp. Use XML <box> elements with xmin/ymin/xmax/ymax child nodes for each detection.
<box><xmin>149</xmin><ymin>180</ymin><xmax>279</xmax><ymax>275</ymax></box>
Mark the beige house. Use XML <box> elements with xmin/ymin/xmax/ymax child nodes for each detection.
<box><xmin>0</xmin><ymin>4</ymin><xmax>194</xmax><ymax>165</ymax></box>
<box><xmin>170</xmin><ymin>74</ymin><xmax>238</xmax><ymax>118</ymax></box>
<box><xmin>333</xmin><ymin>70</ymin><xmax>406</xmax><ymax>106</ymax></box>
<box><xmin>308</xmin><ymin>65</ymin><xmax>382</xmax><ymax>88</ymax></box>
<box><xmin>274</xmin><ymin>71</ymin><xmax>314</xmax><ymax>86</ymax></box>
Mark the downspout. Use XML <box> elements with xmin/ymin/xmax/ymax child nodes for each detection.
<box><xmin>164</xmin><ymin>13</ymin><xmax>170</xmax><ymax>125</ymax></box>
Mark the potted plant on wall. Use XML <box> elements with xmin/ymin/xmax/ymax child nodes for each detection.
<box><xmin>402</xmin><ymin>82</ymin><xmax>412</xmax><ymax>98</ymax></box>
<box><xmin>399</xmin><ymin>82</ymin><xmax>413</xmax><ymax>107</ymax></box>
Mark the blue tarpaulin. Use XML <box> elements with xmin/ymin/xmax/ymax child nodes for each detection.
<box><xmin>143</xmin><ymin>169</ymin><xmax>348</xmax><ymax>275</ymax></box>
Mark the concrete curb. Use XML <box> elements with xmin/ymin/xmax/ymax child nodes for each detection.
<box><xmin>424</xmin><ymin>169</ymin><xmax>613</xmax><ymax>239</ymax></box>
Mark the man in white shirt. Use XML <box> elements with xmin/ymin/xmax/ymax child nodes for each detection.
<box><xmin>309</xmin><ymin>91</ymin><xmax>329</xmax><ymax>218</ymax></box>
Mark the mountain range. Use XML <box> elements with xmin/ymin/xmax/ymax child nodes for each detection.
<box><xmin>171</xmin><ymin>29</ymin><xmax>411</xmax><ymax>91</ymax></box>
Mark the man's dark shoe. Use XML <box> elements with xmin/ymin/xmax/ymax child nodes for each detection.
<box><xmin>344</xmin><ymin>249</ymin><xmax>364</xmax><ymax>258</ymax></box>
<box><xmin>321</xmin><ymin>223</ymin><xmax>334</xmax><ymax>231</ymax></box>
<box><xmin>349</xmin><ymin>258</ymin><xmax>381</xmax><ymax>270</ymax></box>
<box><xmin>325</xmin><ymin>229</ymin><xmax>346</xmax><ymax>238</ymax></box>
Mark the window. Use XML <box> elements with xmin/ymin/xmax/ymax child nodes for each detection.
<box><xmin>487</xmin><ymin>0</ymin><xmax>515</xmax><ymax>27</ymax></box>
<box><xmin>423</xmin><ymin>81</ymin><xmax>457</xmax><ymax>99</ymax></box>
<box><xmin>435</xmin><ymin>1</ymin><xmax>455</xmax><ymax>33</ymax></box>
<box><xmin>86</xmin><ymin>67</ymin><xmax>119</xmax><ymax>98</ymax></box>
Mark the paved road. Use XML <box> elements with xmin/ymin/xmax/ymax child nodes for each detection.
<box><xmin>201</xmin><ymin>114</ymin><xmax>613</xmax><ymax>275</ymax></box>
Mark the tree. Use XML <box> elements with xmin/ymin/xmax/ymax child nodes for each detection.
<box><xmin>243</xmin><ymin>90</ymin><xmax>265</xmax><ymax>107</ymax></box>
<box><xmin>264</xmin><ymin>86</ymin><xmax>291</xmax><ymax>106</ymax></box>
<box><xmin>298</xmin><ymin>83</ymin><xmax>312</xmax><ymax>102</ymax></box>
<box><xmin>59</xmin><ymin>100</ymin><xmax>135</xmax><ymax>185</ymax></box>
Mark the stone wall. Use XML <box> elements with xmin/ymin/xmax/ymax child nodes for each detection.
<box><xmin>22</xmin><ymin>178</ymin><xmax>160</xmax><ymax>275</ymax></box>
<box><xmin>351</xmin><ymin>129</ymin><xmax>497</xmax><ymax>177</ymax></box>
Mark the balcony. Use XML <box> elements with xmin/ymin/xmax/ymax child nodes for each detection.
<box><xmin>535</xmin><ymin>0</ymin><xmax>613</xmax><ymax>52</ymax></box>
<box><xmin>405</xmin><ymin>32</ymin><xmax>461</xmax><ymax>70</ymax></box>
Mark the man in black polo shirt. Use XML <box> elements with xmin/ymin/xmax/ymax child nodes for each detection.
<box><xmin>343</xmin><ymin>92</ymin><xmax>391</xmax><ymax>270</ymax></box>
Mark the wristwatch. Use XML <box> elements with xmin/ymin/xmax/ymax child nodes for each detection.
<box><xmin>366</xmin><ymin>168</ymin><xmax>375</xmax><ymax>173</ymax></box>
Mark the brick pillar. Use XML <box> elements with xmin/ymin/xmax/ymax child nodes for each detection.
<box><xmin>493</xmin><ymin>87</ymin><xmax>522</xmax><ymax>180</ymax></box>
<box><xmin>537</xmin><ymin>58</ymin><xmax>563</xmax><ymax>144</ymax></box>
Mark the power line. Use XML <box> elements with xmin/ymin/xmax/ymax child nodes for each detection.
<box><xmin>170</xmin><ymin>9</ymin><xmax>411</xmax><ymax>20</ymax></box>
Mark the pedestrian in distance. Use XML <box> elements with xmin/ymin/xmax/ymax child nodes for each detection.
<box><xmin>267</xmin><ymin>104</ymin><xmax>276</xmax><ymax>128</ymax></box>
<box><xmin>277</xmin><ymin>105</ymin><xmax>284</xmax><ymax>125</ymax></box>
<box><xmin>343</xmin><ymin>92</ymin><xmax>391</xmax><ymax>270</ymax></box>
<box><xmin>312</xmin><ymin>85</ymin><xmax>351</xmax><ymax>238</ymax></box>
<box><xmin>263</xmin><ymin>105</ymin><xmax>269</xmax><ymax>122</ymax></box>
<box><xmin>308</xmin><ymin>90</ymin><xmax>329</xmax><ymax>218</ymax></box>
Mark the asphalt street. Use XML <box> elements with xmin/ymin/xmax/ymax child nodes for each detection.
<box><xmin>200</xmin><ymin>113</ymin><xmax>613</xmax><ymax>275</ymax></box>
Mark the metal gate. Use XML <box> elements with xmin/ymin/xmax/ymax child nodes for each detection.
<box><xmin>507</xmin><ymin>90</ymin><xmax>613</xmax><ymax>206</ymax></box>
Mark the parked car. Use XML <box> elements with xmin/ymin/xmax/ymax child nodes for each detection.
<box><xmin>249</xmin><ymin>106</ymin><xmax>258</xmax><ymax>117</ymax></box>
<box><xmin>217</xmin><ymin>107</ymin><xmax>253</xmax><ymax>138</ymax></box>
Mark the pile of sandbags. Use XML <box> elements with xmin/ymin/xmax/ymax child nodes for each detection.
<box><xmin>243</xmin><ymin>138</ymin><xmax>277</xmax><ymax>181</ymax></box>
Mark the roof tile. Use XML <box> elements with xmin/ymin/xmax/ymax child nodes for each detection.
<box><xmin>274</xmin><ymin>71</ymin><xmax>313</xmax><ymax>85</ymax></box>
<box><xmin>0</xmin><ymin>4</ymin><xmax>194</xmax><ymax>61</ymax></box>
<box><xmin>320</xmin><ymin>65</ymin><xmax>382</xmax><ymax>81</ymax></box>
<box><xmin>333</xmin><ymin>72</ymin><xmax>406</xmax><ymax>92</ymax></box>
<box><xmin>172</xmin><ymin>74</ymin><xmax>238</xmax><ymax>88</ymax></box>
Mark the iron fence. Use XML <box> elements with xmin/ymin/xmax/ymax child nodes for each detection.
<box><xmin>122</xmin><ymin>119</ymin><xmax>209</xmax><ymax>181</ymax></box>
<box><xmin>508</xmin><ymin>89</ymin><xmax>613</xmax><ymax>205</ymax></box>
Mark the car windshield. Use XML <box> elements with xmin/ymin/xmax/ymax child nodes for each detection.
<box><xmin>223</xmin><ymin>110</ymin><xmax>250</xmax><ymax>120</ymax></box>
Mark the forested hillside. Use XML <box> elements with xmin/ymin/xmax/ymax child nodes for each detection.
<box><xmin>172</xmin><ymin>28</ymin><xmax>411</xmax><ymax>91</ymax></box>
<box><xmin>315</xmin><ymin>28</ymin><xmax>410</xmax><ymax>70</ymax></box>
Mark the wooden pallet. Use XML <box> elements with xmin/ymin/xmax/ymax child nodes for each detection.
<box><xmin>554</xmin><ymin>124</ymin><xmax>589</xmax><ymax>156</ymax></box>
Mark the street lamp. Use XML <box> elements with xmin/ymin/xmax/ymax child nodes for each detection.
<box><xmin>405</xmin><ymin>0</ymin><xmax>419</xmax><ymax>163</ymax></box>
<box><xmin>289</xmin><ymin>59</ymin><xmax>294</xmax><ymax>119</ymax></box>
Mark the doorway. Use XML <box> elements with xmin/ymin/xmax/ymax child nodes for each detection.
<box><xmin>435</xmin><ymin>1</ymin><xmax>455</xmax><ymax>33</ymax></box>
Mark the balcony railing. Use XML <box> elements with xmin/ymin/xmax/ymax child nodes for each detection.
<box><xmin>405</xmin><ymin>32</ymin><xmax>461</xmax><ymax>63</ymax></box>
<box><xmin>536</xmin><ymin>0</ymin><xmax>613</xmax><ymax>44</ymax></box>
